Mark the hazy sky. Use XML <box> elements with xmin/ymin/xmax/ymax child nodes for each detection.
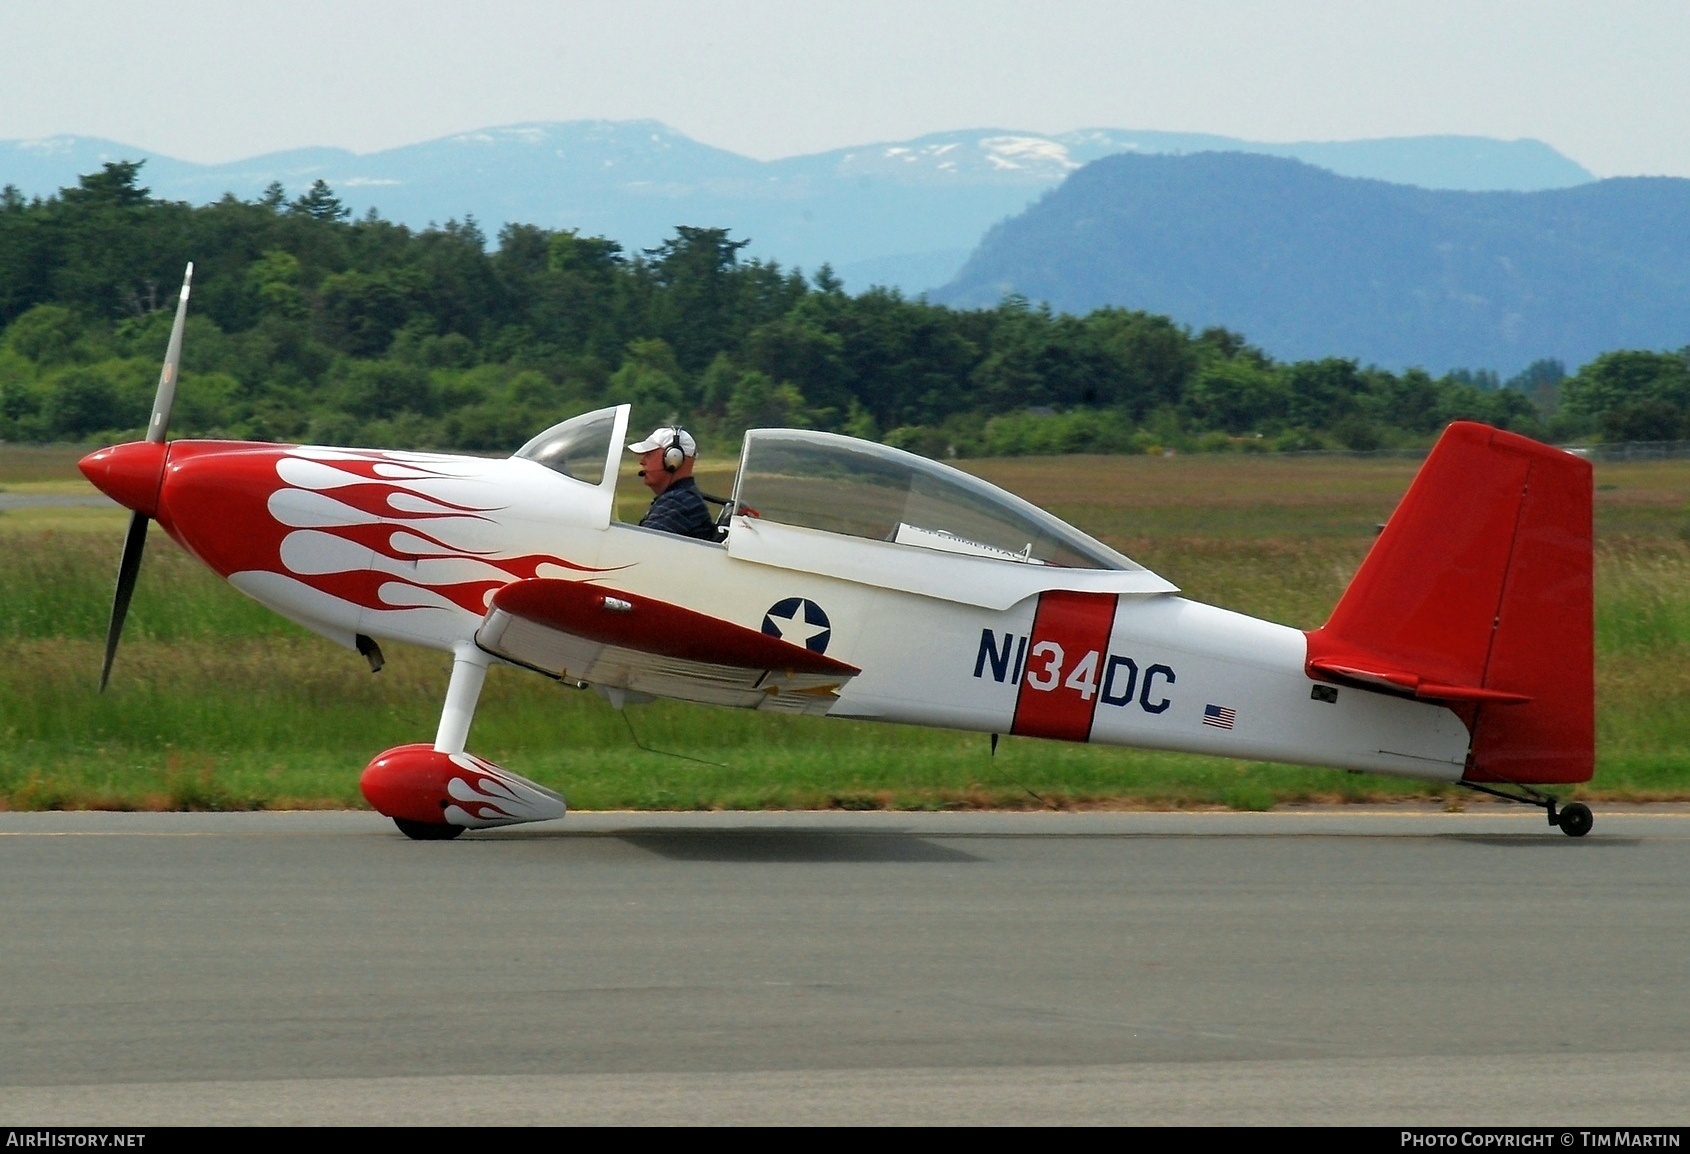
<box><xmin>2</xmin><ymin>0</ymin><xmax>1687</xmax><ymax>176</ymax></box>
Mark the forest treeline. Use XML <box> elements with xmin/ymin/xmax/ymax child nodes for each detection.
<box><xmin>2</xmin><ymin>162</ymin><xmax>1687</xmax><ymax>458</ymax></box>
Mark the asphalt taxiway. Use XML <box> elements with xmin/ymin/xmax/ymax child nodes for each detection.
<box><xmin>1</xmin><ymin>807</ymin><xmax>1685</xmax><ymax>1125</ymax></box>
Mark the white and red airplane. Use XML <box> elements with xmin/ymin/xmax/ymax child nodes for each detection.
<box><xmin>80</xmin><ymin>267</ymin><xmax>1597</xmax><ymax>839</ymax></box>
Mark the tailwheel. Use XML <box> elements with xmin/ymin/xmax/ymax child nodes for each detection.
<box><xmin>394</xmin><ymin>817</ymin><xmax>465</xmax><ymax>841</ymax></box>
<box><xmin>1460</xmin><ymin>780</ymin><xmax>1595</xmax><ymax>838</ymax></box>
<box><xmin>1556</xmin><ymin>802</ymin><xmax>1594</xmax><ymax>838</ymax></box>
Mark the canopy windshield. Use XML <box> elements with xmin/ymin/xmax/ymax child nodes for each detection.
<box><xmin>731</xmin><ymin>430</ymin><xmax>1138</xmax><ymax>571</ymax></box>
<box><xmin>514</xmin><ymin>407</ymin><xmax>620</xmax><ymax>486</ymax></box>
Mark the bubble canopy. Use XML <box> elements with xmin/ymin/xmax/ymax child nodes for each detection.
<box><xmin>514</xmin><ymin>407</ymin><xmax>622</xmax><ymax>486</ymax></box>
<box><xmin>730</xmin><ymin>429</ymin><xmax>1138</xmax><ymax>571</ymax></box>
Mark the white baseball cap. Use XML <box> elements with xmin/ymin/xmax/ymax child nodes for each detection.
<box><xmin>626</xmin><ymin>427</ymin><xmax>697</xmax><ymax>457</ymax></box>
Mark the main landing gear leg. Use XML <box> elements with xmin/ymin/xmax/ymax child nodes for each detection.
<box><xmin>1459</xmin><ymin>780</ymin><xmax>1594</xmax><ymax>838</ymax></box>
<box><xmin>435</xmin><ymin>642</ymin><xmax>491</xmax><ymax>757</ymax></box>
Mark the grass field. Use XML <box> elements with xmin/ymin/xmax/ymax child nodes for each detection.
<box><xmin>2</xmin><ymin>447</ymin><xmax>1686</xmax><ymax>812</ymax></box>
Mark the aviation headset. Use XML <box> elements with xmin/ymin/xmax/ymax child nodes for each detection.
<box><xmin>663</xmin><ymin>426</ymin><xmax>690</xmax><ymax>473</ymax></box>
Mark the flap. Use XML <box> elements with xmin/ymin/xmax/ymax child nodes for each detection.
<box><xmin>476</xmin><ymin>579</ymin><xmax>859</xmax><ymax>716</ymax></box>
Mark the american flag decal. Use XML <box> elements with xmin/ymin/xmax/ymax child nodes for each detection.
<box><xmin>1203</xmin><ymin>704</ymin><xmax>1236</xmax><ymax>730</ymax></box>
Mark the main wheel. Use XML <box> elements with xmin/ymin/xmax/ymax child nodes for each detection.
<box><xmin>394</xmin><ymin>817</ymin><xmax>465</xmax><ymax>841</ymax></box>
<box><xmin>1557</xmin><ymin>802</ymin><xmax>1594</xmax><ymax>838</ymax></box>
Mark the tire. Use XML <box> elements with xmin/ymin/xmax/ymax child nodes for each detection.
<box><xmin>1557</xmin><ymin>802</ymin><xmax>1594</xmax><ymax>838</ymax></box>
<box><xmin>394</xmin><ymin>817</ymin><xmax>465</xmax><ymax>841</ymax></box>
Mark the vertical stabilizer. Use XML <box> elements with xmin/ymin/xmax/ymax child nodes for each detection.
<box><xmin>1304</xmin><ymin>423</ymin><xmax>1593</xmax><ymax>784</ymax></box>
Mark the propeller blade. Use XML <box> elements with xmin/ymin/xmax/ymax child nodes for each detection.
<box><xmin>100</xmin><ymin>262</ymin><xmax>187</xmax><ymax>689</ymax></box>
<box><xmin>100</xmin><ymin>511</ymin><xmax>150</xmax><ymax>692</ymax></box>
<box><xmin>146</xmin><ymin>262</ymin><xmax>193</xmax><ymax>444</ymax></box>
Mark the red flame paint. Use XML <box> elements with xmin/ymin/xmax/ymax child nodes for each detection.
<box><xmin>159</xmin><ymin>446</ymin><xmax>620</xmax><ymax>619</ymax></box>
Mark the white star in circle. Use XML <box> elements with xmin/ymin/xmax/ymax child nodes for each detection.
<box><xmin>765</xmin><ymin>604</ymin><xmax>830</xmax><ymax>648</ymax></box>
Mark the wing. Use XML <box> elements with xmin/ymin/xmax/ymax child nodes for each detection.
<box><xmin>475</xmin><ymin>579</ymin><xmax>860</xmax><ymax>716</ymax></box>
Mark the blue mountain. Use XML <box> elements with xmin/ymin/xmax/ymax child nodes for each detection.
<box><xmin>0</xmin><ymin>122</ymin><xmax>1593</xmax><ymax>295</ymax></box>
<box><xmin>933</xmin><ymin>152</ymin><xmax>1690</xmax><ymax>375</ymax></box>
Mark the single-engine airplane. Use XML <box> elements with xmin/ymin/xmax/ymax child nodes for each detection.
<box><xmin>80</xmin><ymin>267</ymin><xmax>1597</xmax><ymax>839</ymax></box>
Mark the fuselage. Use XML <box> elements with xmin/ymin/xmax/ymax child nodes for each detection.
<box><xmin>110</xmin><ymin>434</ymin><xmax>1469</xmax><ymax>783</ymax></box>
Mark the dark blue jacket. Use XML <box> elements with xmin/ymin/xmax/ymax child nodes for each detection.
<box><xmin>638</xmin><ymin>477</ymin><xmax>720</xmax><ymax>541</ymax></box>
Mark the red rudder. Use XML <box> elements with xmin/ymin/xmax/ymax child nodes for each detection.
<box><xmin>1304</xmin><ymin>422</ymin><xmax>1593</xmax><ymax>784</ymax></box>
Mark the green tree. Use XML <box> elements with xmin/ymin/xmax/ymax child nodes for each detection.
<box><xmin>1284</xmin><ymin>358</ymin><xmax>1365</xmax><ymax>429</ymax></box>
<box><xmin>741</xmin><ymin>307</ymin><xmax>848</xmax><ymax>418</ymax></box>
<box><xmin>725</xmin><ymin>370</ymin><xmax>810</xmax><ymax>435</ymax></box>
<box><xmin>1185</xmin><ymin>359</ymin><xmax>1287</xmax><ymax>433</ymax></box>
<box><xmin>1084</xmin><ymin>309</ymin><xmax>1195</xmax><ymax>418</ymax></box>
<box><xmin>610</xmin><ymin>338</ymin><xmax>685</xmax><ymax>431</ymax></box>
<box><xmin>1561</xmin><ymin>350</ymin><xmax>1690</xmax><ymax>441</ymax></box>
<box><xmin>246</xmin><ymin>250</ymin><xmax>309</xmax><ymax>321</ymax></box>
<box><xmin>42</xmin><ymin>360</ymin><xmax>152</xmax><ymax>437</ymax></box>
<box><xmin>332</xmin><ymin>360</ymin><xmax>435</xmax><ymax>420</ymax></box>
<box><xmin>60</xmin><ymin>160</ymin><xmax>150</xmax><ymax>209</ymax></box>
<box><xmin>643</xmin><ymin>226</ymin><xmax>751</xmax><ymax>372</ymax></box>
<box><xmin>549</xmin><ymin>230</ymin><xmax>625</xmax><ymax>280</ymax></box>
<box><xmin>4</xmin><ymin>305</ymin><xmax>83</xmax><ymax>364</ymax></box>
<box><xmin>290</xmin><ymin>180</ymin><xmax>350</xmax><ymax>223</ymax></box>
<box><xmin>317</xmin><ymin>270</ymin><xmax>417</xmax><ymax>356</ymax></box>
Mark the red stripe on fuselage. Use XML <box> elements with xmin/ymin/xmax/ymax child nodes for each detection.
<box><xmin>1011</xmin><ymin>590</ymin><xmax>1119</xmax><ymax>743</ymax></box>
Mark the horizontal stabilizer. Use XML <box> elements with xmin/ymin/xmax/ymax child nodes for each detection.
<box><xmin>1305</xmin><ymin>658</ymin><xmax>1532</xmax><ymax>705</ymax></box>
<box><xmin>476</xmin><ymin>579</ymin><xmax>859</xmax><ymax>715</ymax></box>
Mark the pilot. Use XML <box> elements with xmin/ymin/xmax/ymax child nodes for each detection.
<box><xmin>626</xmin><ymin>426</ymin><xmax>721</xmax><ymax>541</ymax></box>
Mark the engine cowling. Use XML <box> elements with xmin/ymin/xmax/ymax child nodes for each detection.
<box><xmin>360</xmin><ymin>744</ymin><xmax>567</xmax><ymax>831</ymax></box>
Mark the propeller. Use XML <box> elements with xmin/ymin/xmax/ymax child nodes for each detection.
<box><xmin>99</xmin><ymin>262</ymin><xmax>192</xmax><ymax>691</ymax></box>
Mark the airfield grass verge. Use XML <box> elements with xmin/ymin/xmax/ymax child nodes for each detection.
<box><xmin>2</xmin><ymin>451</ymin><xmax>1687</xmax><ymax>811</ymax></box>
